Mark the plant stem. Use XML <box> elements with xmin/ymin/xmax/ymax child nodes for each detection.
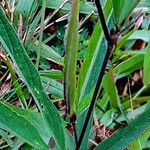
<box><xmin>76</xmin><ymin>0</ymin><xmax>114</xmax><ymax>149</ymax></box>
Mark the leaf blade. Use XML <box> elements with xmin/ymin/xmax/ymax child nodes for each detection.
<box><xmin>0</xmin><ymin>102</ymin><xmax>49</xmax><ymax>150</ymax></box>
<box><xmin>144</xmin><ymin>42</ymin><xmax>150</xmax><ymax>85</ymax></box>
<box><xmin>96</xmin><ymin>108</ymin><xmax>150</xmax><ymax>150</ymax></box>
<box><xmin>0</xmin><ymin>7</ymin><xmax>65</xmax><ymax>149</ymax></box>
<box><xmin>64</xmin><ymin>0</ymin><xmax>79</xmax><ymax>116</ymax></box>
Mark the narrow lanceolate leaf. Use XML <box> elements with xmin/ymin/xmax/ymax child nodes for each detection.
<box><xmin>96</xmin><ymin>108</ymin><xmax>150</xmax><ymax>150</ymax></box>
<box><xmin>2</xmin><ymin>102</ymin><xmax>52</xmax><ymax>144</ymax></box>
<box><xmin>0</xmin><ymin>8</ymin><xmax>65</xmax><ymax>149</ymax></box>
<box><xmin>114</xmin><ymin>54</ymin><xmax>144</xmax><ymax>79</ymax></box>
<box><xmin>76</xmin><ymin>1</ymin><xmax>113</xmax><ymax>149</ymax></box>
<box><xmin>64</xmin><ymin>0</ymin><xmax>79</xmax><ymax>117</ymax></box>
<box><xmin>27</xmin><ymin>40</ymin><xmax>63</xmax><ymax>65</ymax></box>
<box><xmin>77</xmin><ymin>0</ymin><xmax>113</xmax><ymax>107</ymax></box>
<box><xmin>0</xmin><ymin>102</ymin><xmax>49</xmax><ymax>150</ymax></box>
<box><xmin>102</xmin><ymin>69</ymin><xmax>121</xmax><ymax>111</ymax></box>
<box><xmin>112</xmin><ymin>0</ymin><xmax>141</xmax><ymax>26</ymax></box>
<box><xmin>144</xmin><ymin>42</ymin><xmax>150</xmax><ymax>85</ymax></box>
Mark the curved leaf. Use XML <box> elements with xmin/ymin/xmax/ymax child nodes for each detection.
<box><xmin>0</xmin><ymin>102</ymin><xmax>49</xmax><ymax>150</ymax></box>
<box><xmin>96</xmin><ymin>108</ymin><xmax>150</xmax><ymax>150</ymax></box>
<box><xmin>64</xmin><ymin>0</ymin><xmax>79</xmax><ymax>116</ymax></box>
<box><xmin>0</xmin><ymin>7</ymin><xmax>65</xmax><ymax>149</ymax></box>
<box><xmin>112</xmin><ymin>0</ymin><xmax>141</xmax><ymax>26</ymax></box>
<box><xmin>77</xmin><ymin>0</ymin><xmax>113</xmax><ymax>104</ymax></box>
<box><xmin>102</xmin><ymin>69</ymin><xmax>121</xmax><ymax>111</ymax></box>
<box><xmin>2</xmin><ymin>102</ymin><xmax>52</xmax><ymax>144</ymax></box>
<box><xmin>114</xmin><ymin>54</ymin><xmax>144</xmax><ymax>79</ymax></box>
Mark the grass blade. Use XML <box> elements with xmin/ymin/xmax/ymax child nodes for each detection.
<box><xmin>102</xmin><ymin>69</ymin><xmax>121</xmax><ymax>111</ymax></box>
<box><xmin>112</xmin><ymin>0</ymin><xmax>141</xmax><ymax>26</ymax></box>
<box><xmin>96</xmin><ymin>108</ymin><xmax>150</xmax><ymax>150</ymax></box>
<box><xmin>64</xmin><ymin>0</ymin><xmax>79</xmax><ymax>117</ymax></box>
<box><xmin>144</xmin><ymin>42</ymin><xmax>150</xmax><ymax>85</ymax></box>
<box><xmin>0</xmin><ymin>7</ymin><xmax>65</xmax><ymax>149</ymax></box>
<box><xmin>0</xmin><ymin>102</ymin><xmax>49</xmax><ymax>149</ymax></box>
<box><xmin>36</xmin><ymin>0</ymin><xmax>46</xmax><ymax>69</ymax></box>
<box><xmin>77</xmin><ymin>0</ymin><xmax>113</xmax><ymax>109</ymax></box>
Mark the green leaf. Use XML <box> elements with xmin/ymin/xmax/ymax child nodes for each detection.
<box><xmin>77</xmin><ymin>0</ymin><xmax>113</xmax><ymax>104</ymax></box>
<box><xmin>101</xmin><ymin>109</ymin><xmax>115</xmax><ymax>127</ymax></box>
<box><xmin>0</xmin><ymin>102</ymin><xmax>49</xmax><ymax>149</ymax></box>
<box><xmin>96</xmin><ymin>108</ymin><xmax>150</xmax><ymax>150</ymax></box>
<box><xmin>76</xmin><ymin>1</ymin><xmax>113</xmax><ymax>149</ymax></box>
<box><xmin>128</xmin><ymin>139</ymin><xmax>142</xmax><ymax>150</ymax></box>
<box><xmin>144</xmin><ymin>42</ymin><xmax>150</xmax><ymax>85</ymax></box>
<box><xmin>129</xmin><ymin>30</ymin><xmax>150</xmax><ymax>42</ymax></box>
<box><xmin>3</xmin><ymin>102</ymin><xmax>76</xmax><ymax>150</ymax></box>
<box><xmin>64</xmin><ymin>129</ymin><xmax>75</xmax><ymax>150</ymax></box>
<box><xmin>102</xmin><ymin>69</ymin><xmax>121</xmax><ymax>110</ymax></box>
<box><xmin>2</xmin><ymin>102</ymin><xmax>52</xmax><ymax>144</ymax></box>
<box><xmin>114</xmin><ymin>54</ymin><xmax>144</xmax><ymax>79</ymax></box>
<box><xmin>112</xmin><ymin>0</ymin><xmax>141</xmax><ymax>26</ymax></box>
<box><xmin>76</xmin><ymin>109</ymin><xmax>93</xmax><ymax>150</ymax></box>
<box><xmin>64</xmin><ymin>0</ymin><xmax>79</xmax><ymax>116</ymax></box>
<box><xmin>27</xmin><ymin>40</ymin><xmax>63</xmax><ymax>65</ymax></box>
<box><xmin>39</xmin><ymin>70</ymin><xmax>64</xmax><ymax>80</ymax></box>
<box><xmin>0</xmin><ymin>8</ymin><xmax>65</xmax><ymax>149</ymax></box>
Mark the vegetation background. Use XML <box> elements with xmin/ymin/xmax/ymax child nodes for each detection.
<box><xmin>0</xmin><ymin>0</ymin><xmax>150</xmax><ymax>149</ymax></box>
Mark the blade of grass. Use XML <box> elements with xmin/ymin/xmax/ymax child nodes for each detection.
<box><xmin>96</xmin><ymin>107</ymin><xmax>150</xmax><ymax>150</ymax></box>
<box><xmin>35</xmin><ymin>0</ymin><xmax>46</xmax><ymax>69</ymax></box>
<box><xmin>0</xmin><ymin>7</ymin><xmax>65</xmax><ymax>149</ymax></box>
<box><xmin>112</xmin><ymin>0</ymin><xmax>141</xmax><ymax>26</ymax></box>
<box><xmin>102</xmin><ymin>68</ymin><xmax>121</xmax><ymax>111</ymax></box>
<box><xmin>144</xmin><ymin>42</ymin><xmax>150</xmax><ymax>85</ymax></box>
<box><xmin>77</xmin><ymin>0</ymin><xmax>113</xmax><ymax>105</ymax></box>
<box><xmin>64</xmin><ymin>0</ymin><xmax>79</xmax><ymax>118</ymax></box>
<box><xmin>0</xmin><ymin>102</ymin><xmax>49</xmax><ymax>149</ymax></box>
<box><xmin>114</xmin><ymin>54</ymin><xmax>144</xmax><ymax>79</ymax></box>
<box><xmin>2</xmin><ymin>50</ymin><xmax>27</xmax><ymax>109</ymax></box>
<box><xmin>1</xmin><ymin>102</ymin><xmax>52</xmax><ymax>143</ymax></box>
<box><xmin>76</xmin><ymin>0</ymin><xmax>114</xmax><ymax>149</ymax></box>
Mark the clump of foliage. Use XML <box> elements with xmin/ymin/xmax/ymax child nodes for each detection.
<box><xmin>0</xmin><ymin>0</ymin><xmax>150</xmax><ymax>149</ymax></box>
